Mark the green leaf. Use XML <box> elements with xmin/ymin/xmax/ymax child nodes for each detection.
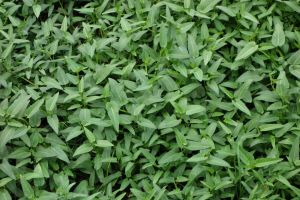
<box><xmin>186</xmin><ymin>105</ymin><xmax>206</xmax><ymax>115</ymax></box>
<box><xmin>174</xmin><ymin>129</ymin><xmax>187</xmax><ymax>148</ymax></box>
<box><xmin>0</xmin><ymin>177</ymin><xmax>13</xmax><ymax>188</ymax></box>
<box><xmin>187</xmin><ymin>153</ymin><xmax>208</xmax><ymax>162</ymax></box>
<box><xmin>207</xmin><ymin>156</ymin><xmax>231</xmax><ymax>168</ymax></box>
<box><xmin>253</xmin><ymin>158</ymin><xmax>282</xmax><ymax>168</ymax></box>
<box><xmin>137</xmin><ymin>118</ymin><xmax>156</xmax><ymax>129</ymax></box>
<box><xmin>109</xmin><ymin>78</ymin><xmax>127</xmax><ymax>104</ymax></box>
<box><xmin>159</xmin><ymin>75</ymin><xmax>179</xmax><ymax>92</ymax></box>
<box><xmin>95</xmin><ymin>140</ymin><xmax>114</xmax><ymax>148</ymax></box>
<box><xmin>198</xmin><ymin>0</ymin><xmax>221</xmax><ymax>13</ymax></box>
<box><xmin>7</xmin><ymin>92</ymin><xmax>30</xmax><ymax>118</ymax></box>
<box><xmin>79</xmin><ymin>109</ymin><xmax>91</xmax><ymax>126</ymax></box>
<box><xmin>42</xmin><ymin>77</ymin><xmax>63</xmax><ymax>90</ymax></box>
<box><xmin>0</xmin><ymin>189</ymin><xmax>11</xmax><ymax>200</ymax></box>
<box><xmin>95</xmin><ymin>65</ymin><xmax>115</xmax><ymax>84</ymax></box>
<box><xmin>133</xmin><ymin>104</ymin><xmax>145</xmax><ymax>116</ymax></box>
<box><xmin>47</xmin><ymin>115</ymin><xmax>59</xmax><ymax>134</ymax></box>
<box><xmin>193</xmin><ymin>68</ymin><xmax>203</xmax><ymax>82</ymax></box>
<box><xmin>158</xmin><ymin>116</ymin><xmax>181</xmax><ymax>129</ymax></box>
<box><xmin>282</xmin><ymin>1</ymin><xmax>300</xmax><ymax>13</ymax></box>
<box><xmin>73</xmin><ymin>143</ymin><xmax>93</xmax><ymax>157</ymax></box>
<box><xmin>0</xmin><ymin>127</ymin><xmax>29</xmax><ymax>151</ymax></box>
<box><xmin>216</xmin><ymin>6</ymin><xmax>236</xmax><ymax>17</ymax></box>
<box><xmin>83</xmin><ymin>127</ymin><xmax>96</xmax><ymax>143</ymax></box>
<box><xmin>2</xmin><ymin>43</ymin><xmax>13</xmax><ymax>59</ymax></box>
<box><xmin>235</xmin><ymin>42</ymin><xmax>258</xmax><ymax>61</ymax></box>
<box><xmin>120</xmin><ymin>17</ymin><xmax>131</xmax><ymax>32</ymax></box>
<box><xmin>232</xmin><ymin>99</ymin><xmax>251</xmax><ymax>116</ymax></box>
<box><xmin>243</xmin><ymin>12</ymin><xmax>259</xmax><ymax>24</ymax></box>
<box><xmin>0</xmin><ymin>159</ymin><xmax>16</xmax><ymax>179</ymax></box>
<box><xmin>45</xmin><ymin>92</ymin><xmax>59</xmax><ymax>112</ymax></box>
<box><xmin>26</xmin><ymin>98</ymin><xmax>44</xmax><ymax>118</ymax></box>
<box><xmin>78</xmin><ymin>77</ymin><xmax>84</xmax><ymax>93</ymax></box>
<box><xmin>66</xmin><ymin>126</ymin><xmax>83</xmax><ymax>141</ymax></box>
<box><xmin>158</xmin><ymin>151</ymin><xmax>183</xmax><ymax>165</ymax></box>
<box><xmin>289</xmin><ymin>136</ymin><xmax>299</xmax><ymax>162</ymax></box>
<box><xmin>106</xmin><ymin>101</ymin><xmax>120</xmax><ymax>132</ymax></box>
<box><xmin>203</xmin><ymin>50</ymin><xmax>212</xmax><ymax>66</ymax></box>
<box><xmin>218</xmin><ymin>121</ymin><xmax>232</xmax><ymax>134</ymax></box>
<box><xmin>237</xmin><ymin>146</ymin><xmax>254</xmax><ymax>166</ymax></box>
<box><xmin>20</xmin><ymin>176</ymin><xmax>34</xmax><ymax>198</ymax></box>
<box><xmin>277</xmin><ymin>175</ymin><xmax>300</xmax><ymax>196</ymax></box>
<box><xmin>288</xmin><ymin>50</ymin><xmax>300</xmax><ymax>65</ymax></box>
<box><xmin>259</xmin><ymin>124</ymin><xmax>284</xmax><ymax>132</ymax></box>
<box><xmin>32</xmin><ymin>4</ymin><xmax>42</xmax><ymax>18</ymax></box>
<box><xmin>272</xmin><ymin>21</ymin><xmax>285</xmax><ymax>47</ymax></box>
<box><xmin>160</xmin><ymin>24</ymin><xmax>168</xmax><ymax>48</ymax></box>
<box><xmin>188</xmin><ymin>34</ymin><xmax>198</xmax><ymax>57</ymax></box>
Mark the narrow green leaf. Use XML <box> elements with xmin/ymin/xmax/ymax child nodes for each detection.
<box><xmin>159</xmin><ymin>24</ymin><xmax>168</xmax><ymax>48</ymax></box>
<box><xmin>95</xmin><ymin>66</ymin><xmax>115</xmax><ymax>84</ymax></box>
<box><xmin>235</xmin><ymin>42</ymin><xmax>258</xmax><ymax>61</ymax></box>
<box><xmin>288</xmin><ymin>50</ymin><xmax>300</xmax><ymax>65</ymax></box>
<box><xmin>47</xmin><ymin>115</ymin><xmax>59</xmax><ymax>134</ymax></box>
<box><xmin>83</xmin><ymin>127</ymin><xmax>96</xmax><ymax>143</ymax></box>
<box><xmin>174</xmin><ymin>129</ymin><xmax>187</xmax><ymax>147</ymax></box>
<box><xmin>7</xmin><ymin>92</ymin><xmax>30</xmax><ymax>118</ymax></box>
<box><xmin>253</xmin><ymin>158</ymin><xmax>282</xmax><ymax>168</ymax></box>
<box><xmin>137</xmin><ymin>118</ymin><xmax>156</xmax><ymax>129</ymax></box>
<box><xmin>282</xmin><ymin>1</ymin><xmax>300</xmax><ymax>13</ymax></box>
<box><xmin>106</xmin><ymin>101</ymin><xmax>120</xmax><ymax>132</ymax></box>
<box><xmin>20</xmin><ymin>176</ymin><xmax>34</xmax><ymax>198</ymax></box>
<box><xmin>187</xmin><ymin>153</ymin><xmax>208</xmax><ymax>162</ymax></box>
<box><xmin>2</xmin><ymin>43</ymin><xmax>13</xmax><ymax>59</ymax></box>
<box><xmin>45</xmin><ymin>92</ymin><xmax>59</xmax><ymax>112</ymax></box>
<box><xmin>73</xmin><ymin>143</ymin><xmax>93</xmax><ymax>157</ymax></box>
<box><xmin>259</xmin><ymin>124</ymin><xmax>284</xmax><ymax>132</ymax></box>
<box><xmin>95</xmin><ymin>140</ymin><xmax>114</xmax><ymax>148</ymax></box>
<box><xmin>207</xmin><ymin>156</ymin><xmax>231</xmax><ymax>167</ymax></box>
<box><xmin>120</xmin><ymin>17</ymin><xmax>131</xmax><ymax>31</ymax></box>
<box><xmin>188</xmin><ymin>34</ymin><xmax>198</xmax><ymax>57</ymax></box>
<box><xmin>186</xmin><ymin>105</ymin><xmax>206</xmax><ymax>115</ymax></box>
<box><xmin>277</xmin><ymin>175</ymin><xmax>300</xmax><ymax>196</ymax></box>
<box><xmin>216</xmin><ymin>6</ymin><xmax>236</xmax><ymax>17</ymax></box>
<box><xmin>272</xmin><ymin>23</ymin><xmax>285</xmax><ymax>47</ymax></box>
<box><xmin>158</xmin><ymin>117</ymin><xmax>181</xmax><ymax>129</ymax></box>
<box><xmin>159</xmin><ymin>75</ymin><xmax>179</xmax><ymax>92</ymax></box>
<box><xmin>203</xmin><ymin>50</ymin><xmax>212</xmax><ymax>66</ymax></box>
<box><xmin>289</xmin><ymin>136</ymin><xmax>299</xmax><ymax>162</ymax></box>
<box><xmin>218</xmin><ymin>121</ymin><xmax>232</xmax><ymax>134</ymax></box>
<box><xmin>26</xmin><ymin>98</ymin><xmax>44</xmax><ymax>118</ymax></box>
<box><xmin>232</xmin><ymin>99</ymin><xmax>251</xmax><ymax>116</ymax></box>
<box><xmin>158</xmin><ymin>151</ymin><xmax>183</xmax><ymax>165</ymax></box>
<box><xmin>193</xmin><ymin>68</ymin><xmax>203</xmax><ymax>82</ymax></box>
<box><xmin>51</xmin><ymin>145</ymin><xmax>70</xmax><ymax>163</ymax></box>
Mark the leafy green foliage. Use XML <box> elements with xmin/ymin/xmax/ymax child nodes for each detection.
<box><xmin>0</xmin><ymin>0</ymin><xmax>300</xmax><ymax>199</ymax></box>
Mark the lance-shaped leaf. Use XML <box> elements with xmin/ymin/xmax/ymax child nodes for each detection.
<box><xmin>232</xmin><ymin>99</ymin><xmax>251</xmax><ymax>116</ymax></box>
<box><xmin>106</xmin><ymin>101</ymin><xmax>120</xmax><ymax>132</ymax></box>
<box><xmin>7</xmin><ymin>92</ymin><xmax>30</xmax><ymax>118</ymax></box>
<box><xmin>235</xmin><ymin>42</ymin><xmax>258</xmax><ymax>61</ymax></box>
<box><xmin>288</xmin><ymin>50</ymin><xmax>300</xmax><ymax>65</ymax></box>
<box><xmin>272</xmin><ymin>19</ymin><xmax>285</xmax><ymax>47</ymax></box>
<box><xmin>158</xmin><ymin>116</ymin><xmax>181</xmax><ymax>129</ymax></box>
<box><xmin>26</xmin><ymin>98</ymin><xmax>44</xmax><ymax>118</ymax></box>
<box><xmin>45</xmin><ymin>92</ymin><xmax>59</xmax><ymax>112</ymax></box>
<box><xmin>47</xmin><ymin>114</ymin><xmax>59</xmax><ymax>134</ymax></box>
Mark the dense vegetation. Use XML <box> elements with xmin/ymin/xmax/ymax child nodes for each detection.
<box><xmin>0</xmin><ymin>0</ymin><xmax>300</xmax><ymax>199</ymax></box>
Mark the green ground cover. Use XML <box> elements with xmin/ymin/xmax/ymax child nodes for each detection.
<box><xmin>1</xmin><ymin>0</ymin><xmax>300</xmax><ymax>199</ymax></box>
